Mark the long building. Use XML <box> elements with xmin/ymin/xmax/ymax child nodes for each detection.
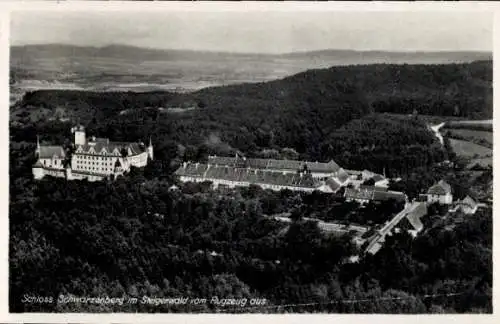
<box><xmin>175</xmin><ymin>155</ymin><xmax>351</xmax><ymax>193</ymax></box>
<box><xmin>32</xmin><ymin>125</ymin><xmax>154</xmax><ymax>182</ymax></box>
<box><xmin>207</xmin><ymin>155</ymin><xmax>349</xmax><ymax>180</ymax></box>
<box><xmin>344</xmin><ymin>185</ymin><xmax>407</xmax><ymax>204</ymax></box>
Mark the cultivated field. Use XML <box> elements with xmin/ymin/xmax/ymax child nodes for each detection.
<box><xmin>449</xmin><ymin>138</ymin><xmax>492</xmax><ymax>168</ymax></box>
<box><xmin>445</xmin><ymin>129</ymin><xmax>493</xmax><ymax>148</ymax></box>
<box><xmin>449</xmin><ymin>139</ymin><xmax>491</xmax><ymax>158</ymax></box>
<box><xmin>442</xmin><ymin>119</ymin><xmax>493</xmax><ymax>168</ymax></box>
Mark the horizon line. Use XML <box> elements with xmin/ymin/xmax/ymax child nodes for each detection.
<box><xmin>10</xmin><ymin>43</ymin><xmax>493</xmax><ymax>56</ymax></box>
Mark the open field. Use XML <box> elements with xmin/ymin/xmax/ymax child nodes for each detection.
<box><xmin>445</xmin><ymin>129</ymin><xmax>493</xmax><ymax>148</ymax></box>
<box><xmin>449</xmin><ymin>139</ymin><xmax>492</xmax><ymax>158</ymax></box>
<box><xmin>448</xmin><ymin>138</ymin><xmax>492</xmax><ymax>169</ymax></box>
<box><xmin>467</xmin><ymin>157</ymin><xmax>493</xmax><ymax>169</ymax></box>
<box><xmin>443</xmin><ymin>119</ymin><xmax>493</xmax><ymax>151</ymax></box>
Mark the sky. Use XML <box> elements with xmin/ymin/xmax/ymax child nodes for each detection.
<box><xmin>10</xmin><ymin>10</ymin><xmax>493</xmax><ymax>53</ymax></box>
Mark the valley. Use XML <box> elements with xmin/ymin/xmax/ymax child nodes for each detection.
<box><xmin>10</xmin><ymin>45</ymin><xmax>493</xmax><ymax>106</ymax></box>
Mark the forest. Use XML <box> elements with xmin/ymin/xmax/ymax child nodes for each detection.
<box><xmin>9</xmin><ymin>140</ymin><xmax>492</xmax><ymax>313</ymax></box>
<box><xmin>13</xmin><ymin>60</ymin><xmax>492</xmax><ymax>121</ymax></box>
<box><xmin>9</xmin><ymin>60</ymin><xmax>493</xmax><ymax>313</ymax></box>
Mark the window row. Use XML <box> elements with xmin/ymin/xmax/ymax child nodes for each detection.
<box><xmin>76</xmin><ymin>155</ymin><xmax>117</xmax><ymax>161</ymax></box>
<box><xmin>77</xmin><ymin>161</ymin><xmax>114</xmax><ymax>166</ymax></box>
<box><xmin>77</xmin><ymin>166</ymin><xmax>114</xmax><ymax>172</ymax></box>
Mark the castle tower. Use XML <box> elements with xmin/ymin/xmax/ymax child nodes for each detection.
<box><xmin>147</xmin><ymin>136</ymin><xmax>154</xmax><ymax>161</ymax></box>
<box><xmin>72</xmin><ymin>125</ymin><xmax>86</xmax><ymax>146</ymax></box>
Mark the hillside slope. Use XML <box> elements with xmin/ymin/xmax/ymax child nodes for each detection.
<box><xmin>11</xmin><ymin>61</ymin><xmax>491</xmax><ymax>168</ymax></box>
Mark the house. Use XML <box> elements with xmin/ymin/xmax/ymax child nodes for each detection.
<box><xmin>426</xmin><ymin>180</ymin><xmax>453</xmax><ymax>205</ymax></box>
<box><xmin>456</xmin><ymin>195</ymin><xmax>478</xmax><ymax>215</ymax></box>
<box><xmin>32</xmin><ymin>125</ymin><xmax>153</xmax><ymax>182</ymax></box>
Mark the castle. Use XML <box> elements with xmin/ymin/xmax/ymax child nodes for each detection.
<box><xmin>32</xmin><ymin>125</ymin><xmax>153</xmax><ymax>182</ymax></box>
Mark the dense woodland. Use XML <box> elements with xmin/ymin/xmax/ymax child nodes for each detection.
<box><xmin>9</xmin><ymin>141</ymin><xmax>492</xmax><ymax>313</ymax></box>
<box><xmin>9</xmin><ymin>61</ymin><xmax>493</xmax><ymax>313</ymax></box>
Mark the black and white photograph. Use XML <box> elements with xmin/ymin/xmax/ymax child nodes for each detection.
<box><xmin>7</xmin><ymin>3</ymin><xmax>494</xmax><ymax>316</ymax></box>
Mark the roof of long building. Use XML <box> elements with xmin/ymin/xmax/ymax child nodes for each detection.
<box><xmin>175</xmin><ymin>163</ymin><xmax>338</xmax><ymax>189</ymax></box>
<box><xmin>207</xmin><ymin>155</ymin><xmax>341</xmax><ymax>174</ymax></box>
<box><xmin>345</xmin><ymin>186</ymin><xmax>406</xmax><ymax>202</ymax></box>
<box><xmin>345</xmin><ymin>187</ymin><xmax>374</xmax><ymax>201</ymax></box>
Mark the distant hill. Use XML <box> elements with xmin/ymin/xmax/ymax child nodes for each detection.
<box><xmin>278</xmin><ymin>49</ymin><xmax>492</xmax><ymax>63</ymax></box>
<box><xmin>10</xmin><ymin>44</ymin><xmax>492</xmax><ymax>94</ymax></box>
<box><xmin>11</xmin><ymin>44</ymin><xmax>492</xmax><ymax>63</ymax></box>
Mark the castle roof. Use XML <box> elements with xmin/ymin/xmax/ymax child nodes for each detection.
<box><xmin>75</xmin><ymin>141</ymin><xmax>144</xmax><ymax>157</ymax></box>
<box><xmin>427</xmin><ymin>180</ymin><xmax>452</xmax><ymax>195</ymax></box>
<box><xmin>38</xmin><ymin>145</ymin><xmax>66</xmax><ymax>159</ymax></box>
<box><xmin>91</xmin><ymin>137</ymin><xmax>110</xmax><ymax>144</ymax></box>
